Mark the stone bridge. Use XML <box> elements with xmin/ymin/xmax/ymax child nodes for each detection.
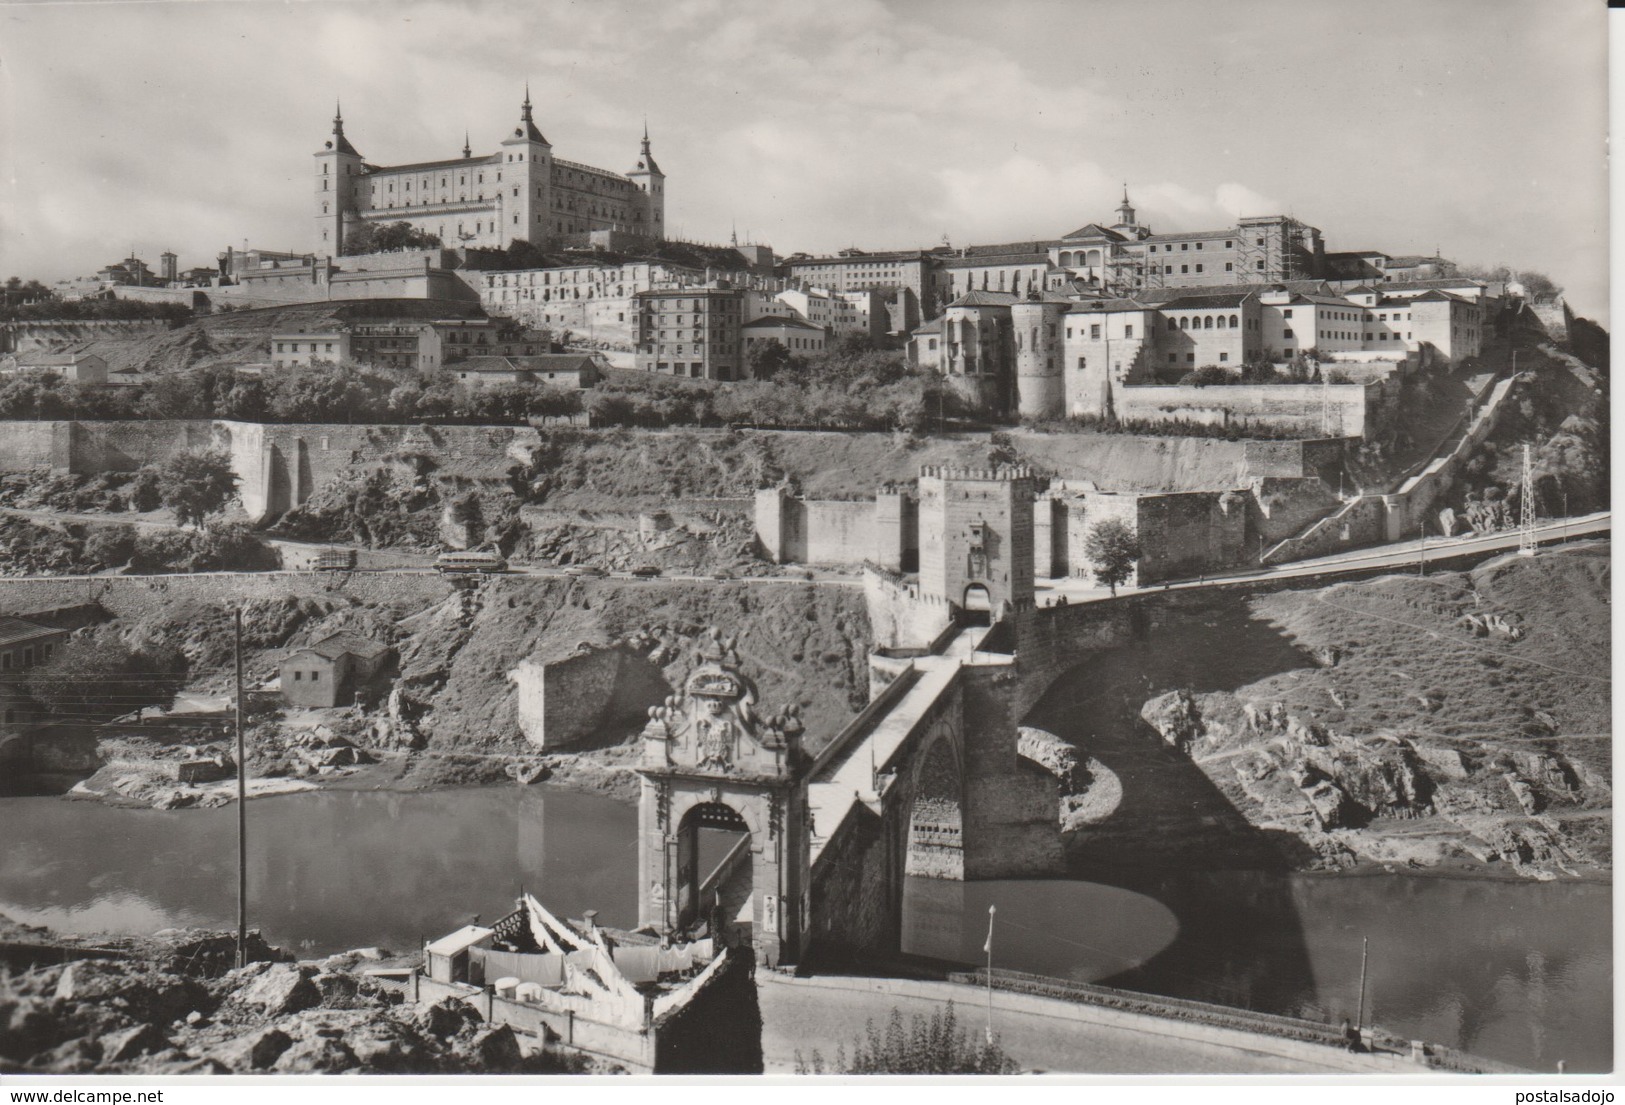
<box><xmin>630</xmin><ymin>466</ymin><xmax>1157</xmax><ymax>967</ymax></box>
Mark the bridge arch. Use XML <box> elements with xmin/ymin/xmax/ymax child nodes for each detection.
<box><xmin>905</xmin><ymin>730</ymin><xmax>965</xmax><ymax>880</ymax></box>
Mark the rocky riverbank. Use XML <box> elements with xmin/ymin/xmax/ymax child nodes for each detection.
<box><xmin>0</xmin><ymin>918</ymin><xmax>606</xmax><ymax>1075</ymax></box>
<box><xmin>1058</xmin><ymin>545</ymin><xmax>1611</xmax><ymax>881</ymax></box>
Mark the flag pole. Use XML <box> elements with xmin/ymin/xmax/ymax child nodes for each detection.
<box><xmin>983</xmin><ymin>903</ymin><xmax>996</xmax><ymax>1045</ymax></box>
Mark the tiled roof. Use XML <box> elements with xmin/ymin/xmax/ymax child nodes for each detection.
<box><xmin>743</xmin><ymin>315</ymin><xmax>823</xmax><ymax>330</ymax></box>
<box><xmin>946</xmin><ymin>290</ymin><xmax>1019</xmax><ymax>307</ymax></box>
<box><xmin>944</xmin><ymin>252</ymin><xmax>1060</xmax><ymax>269</ymax></box>
<box><xmin>1384</xmin><ymin>255</ymin><xmax>1450</xmax><ymax>268</ymax></box>
<box><xmin>1156</xmin><ymin>291</ymin><xmax>1256</xmax><ymax>310</ymax></box>
<box><xmin>912</xmin><ymin>317</ymin><xmax>943</xmax><ymax>334</ymax></box>
<box><xmin>1378</xmin><ymin>278</ymin><xmax>1484</xmax><ymax>292</ymax></box>
<box><xmin>450</xmin><ymin>354</ymin><xmax>596</xmax><ymax>373</ymax></box>
<box><xmin>295</xmin><ymin>632</ymin><xmax>390</xmax><ymax>662</ymax></box>
<box><xmin>366</xmin><ymin>154</ymin><xmax>498</xmax><ymax>175</ymax></box>
<box><xmin>1137</xmin><ymin>228</ymin><xmax>1237</xmax><ymax>244</ymax></box>
<box><xmin>1326</xmin><ymin>251</ymin><xmax>1390</xmax><ymax>261</ymax></box>
<box><xmin>1059</xmin><ymin>223</ymin><xmax>1125</xmax><ymax>242</ymax></box>
<box><xmin>1138</xmin><ymin>280</ymin><xmax>1330</xmax><ymax>303</ymax></box>
<box><xmin>0</xmin><ymin>617</ymin><xmax>61</xmax><ymax>648</ymax></box>
<box><xmin>961</xmin><ymin>240</ymin><xmax>1053</xmax><ymax>257</ymax></box>
<box><xmin>787</xmin><ymin>250</ymin><xmax>929</xmax><ymax>266</ymax></box>
<box><xmin>1066</xmin><ymin>298</ymin><xmax>1152</xmax><ymax>313</ymax></box>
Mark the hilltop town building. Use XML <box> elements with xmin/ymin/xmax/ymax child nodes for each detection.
<box><xmin>280</xmin><ymin>633</ymin><xmax>392</xmax><ymax>709</ymax></box>
<box><xmin>314</xmin><ymin>92</ymin><xmax>665</xmax><ymax>256</ymax></box>
<box><xmin>633</xmin><ymin>285</ymin><xmax>747</xmax><ymax>380</ymax></box>
<box><xmin>741</xmin><ymin>315</ymin><xmax>826</xmax><ymax>355</ymax></box>
<box><xmin>270</xmin><ymin>316</ymin><xmax>552</xmax><ymax>372</ymax></box>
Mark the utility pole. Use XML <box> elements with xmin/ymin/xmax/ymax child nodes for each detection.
<box><xmin>234</xmin><ymin>607</ymin><xmax>247</xmax><ymax>968</ymax></box>
<box><xmin>1518</xmin><ymin>443</ymin><xmax>1537</xmax><ymax>556</ymax></box>
<box><xmin>1355</xmin><ymin>935</ymin><xmax>1370</xmax><ymax>1040</ymax></box>
<box><xmin>1418</xmin><ymin>519</ymin><xmax>1426</xmax><ymax>577</ymax></box>
<box><xmin>983</xmin><ymin>903</ymin><xmax>996</xmax><ymax>1046</ymax></box>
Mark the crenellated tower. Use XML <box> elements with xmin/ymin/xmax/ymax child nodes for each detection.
<box><xmin>917</xmin><ymin>465</ymin><xmax>1037</xmax><ymax>621</ymax></box>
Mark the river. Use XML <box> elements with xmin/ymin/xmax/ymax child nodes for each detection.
<box><xmin>0</xmin><ymin>784</ymin><xmax>1607</xmax><ymax>1072</ymax></box>
<box><xmin>0</xmin><ymin>585</ymin><xmax>1607</xmax><ymax>1073</ymax></box>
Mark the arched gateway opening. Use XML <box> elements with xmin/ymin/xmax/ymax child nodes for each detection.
<box><xmin>676</xmin><ymin>801</ymin><xmax>753</xmax><ymax>945</ymax></box>
<box><xmin>962</xmin><ymin>583</ymin><xmax>993</xmax><ymax>627</ymax></box>
<box><xmin>635</xmin><ymin>633</ymin><xmax>812</xmax><ymax>968</ymax></box>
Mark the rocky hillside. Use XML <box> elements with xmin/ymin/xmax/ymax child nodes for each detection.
<box><xmin>1126</xmin><ymin>545</ymin><xmax>1610</xmax><ymax>879</ymax></box>
<box><xmin>55</xmin><ymin>575</ymin><xmax>871</xmax><ymax>804</ymax></box>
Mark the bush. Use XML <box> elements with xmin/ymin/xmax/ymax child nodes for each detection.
<box><xmin>24</xmin><ymin>636</ymin><xmax>188</xmax><ymax>719</ymax></box>
<box><xmin>795</xmin><ymin>1003</ymin><xmax>1018</xmax><ymax>1075</ymax></box>
<box><xmin>84</xmin><ymin>524</ymin><xmax>138</xmax><ymax>569</ymax></box>
<box><xmin>129</xmin><ymin>524</ymin><xmax>279</xmax><ymax>574</ymax></box>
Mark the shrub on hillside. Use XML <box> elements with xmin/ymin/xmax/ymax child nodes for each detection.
<box><xmin>24</xmin><ymin>635</ymin><xmax>188</xmax><ymax>720</ymax></box>
<box><xmin>128</xmin><ymin>524</ymin><xmax>279</xmax><ymax>574</ymax></box>
<box><xmin>84</xmin><ymin>524</ymin><xmax>139</xmax><ymax>570</ymax></box>
<box><xmin>795</xmin><ymin>1003</ymin><xmax>1018</xmax><ymax>1075</ymax></box>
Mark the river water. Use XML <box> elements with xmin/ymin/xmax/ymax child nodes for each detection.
<box><xmin>0</xmin><ymin>591</ymin><xmax>1607</xmax><ymax>1072</ymax></box>
<box><xmin>0</xmin><ymin>785</ymin><xmax>1607</xmax><ymax>1072</ymax></box>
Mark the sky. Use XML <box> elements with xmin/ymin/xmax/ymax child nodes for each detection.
<box><xmin>0</xmin><ymin>0</ymin><xmax>1610</xmax><ymax>320</ymax></box>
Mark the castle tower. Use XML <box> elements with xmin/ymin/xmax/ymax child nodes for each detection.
<box><xmin>1011</xmin><ymin>293</ymin><xmax>1067</xmax><ymax>420</ymax></box>
<box><xmin>314</xmin><ymin>102</ymin><xmax>364</xmax><ymax>256</ymax></box>
<box><xmin>917</xmin><ymin>465</ymin><xmax>1037</xmax><ymax>620</ymax></box>
<box><xmin>158</xmin><ymin>251</ymin><xmax>178</xmax><ymax>284</ymax></box>
<box><xmin>626</xmin><ymin>123</ymin><xmax>666</xmax><ymax>243</ymax></box>
<box><xmin>500</xmin><ymin>85</ymin><xmax>553</xmax><ymax>248</ymax></box>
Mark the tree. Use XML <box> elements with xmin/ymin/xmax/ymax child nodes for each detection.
<box><xmin>85</xmin><ymin>524</ymin><xmax>138</xmax><ymax>569</ymax></box>
<box><xmin>344</xmin><ymin>221</ymin><xmax>442</xmax><ymax>255</ymax></box>
<box><xmin>24</xmin><ymin>636</ymin><xmax>187</xmax><ymax>720</ymax></box>
<box><xmin>151</xmin><ymin>448</ymin><xmax>238</xmax><ymax>527</ymax></box>
<box><xmin>747</xmin><ymin>339</ymin><xmax>795</xmax><ymax>381</ymax></box>
<box><xmin>1084</xmin><ymin>517</ymin><xmax>1141</xmax><ymax>596</ymax></box>
<box><xmin>795</xmin><ymin>1003</ymin><xmax>1019</xmax><ymax>1075</ymax></box>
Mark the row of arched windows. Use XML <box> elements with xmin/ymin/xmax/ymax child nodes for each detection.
<box><xmin>1167</xmin><ymin>314</ymin><xmax>1240</xmax><ymax>331</ymax></box>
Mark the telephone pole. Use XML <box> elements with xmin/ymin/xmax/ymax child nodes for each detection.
<box><xmin>1355</xmin><ymin>935</ymin><xmax>1370</xmax><ymax>1039</ymax></box>
<box><xmin>234</xmin><ymin>607</ymin><xmax>248</xmax><ymax>968</ymax></box>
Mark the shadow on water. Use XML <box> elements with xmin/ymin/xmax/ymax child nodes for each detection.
<box><xmin>1023</xmin><ymin>590</ymin><xmax>1326</xmax><ymax>1018</ymax></box>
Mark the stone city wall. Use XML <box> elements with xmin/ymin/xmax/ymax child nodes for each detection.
<box><xmin>0</xmin><ymin>572</ymin><xmax>454</xmax><ymax>622</ymax></box>
<box><xmin>1115</xmin><ymin>382</ymin><xmax>1378</xmax><ymax>438</ymax></box>
<box><xmin>0</xmin><ymin>319</ymin><xmax>174</xmax><ymax>355</ymax></box>
<box><xmin>0</xmin><ymin>419</ymin><xmax>542</xmax><ymax>521</ymax></box>
<box><xmin>755</xmin><ymin>489</ymin><xmax>915</xmax><ymax>571</ymax></box>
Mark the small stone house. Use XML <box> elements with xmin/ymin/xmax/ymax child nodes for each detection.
<box><xmin>280</xmin><ymin>633</ymin><xmax>392</xmax><ymax>709</ymax></box>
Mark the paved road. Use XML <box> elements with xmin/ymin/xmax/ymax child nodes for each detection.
<box><xmin>1035</xmin><ymin>513</ymin><xmax>1610</xmax><ymax>607</ymax></box>
<box><xmin>757</xmin><ymin>972</ymin><xmax>1420</xmax><ymax>1075</ymax></box>
<box><xmin>1</xmin><ymin>513</ymin><xmax>1604</xmax><ymax>593</ymax></box>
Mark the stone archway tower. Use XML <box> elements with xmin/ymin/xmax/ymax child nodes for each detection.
<box><xmin>917</xmin><ymin>465</ymin><xmax>1038</xmax><ymax>620</ymax></box>
<box><xmin>634</xmin><ymin>633</ymin><xmax>812</xmax><ymax>968</ymax></box>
